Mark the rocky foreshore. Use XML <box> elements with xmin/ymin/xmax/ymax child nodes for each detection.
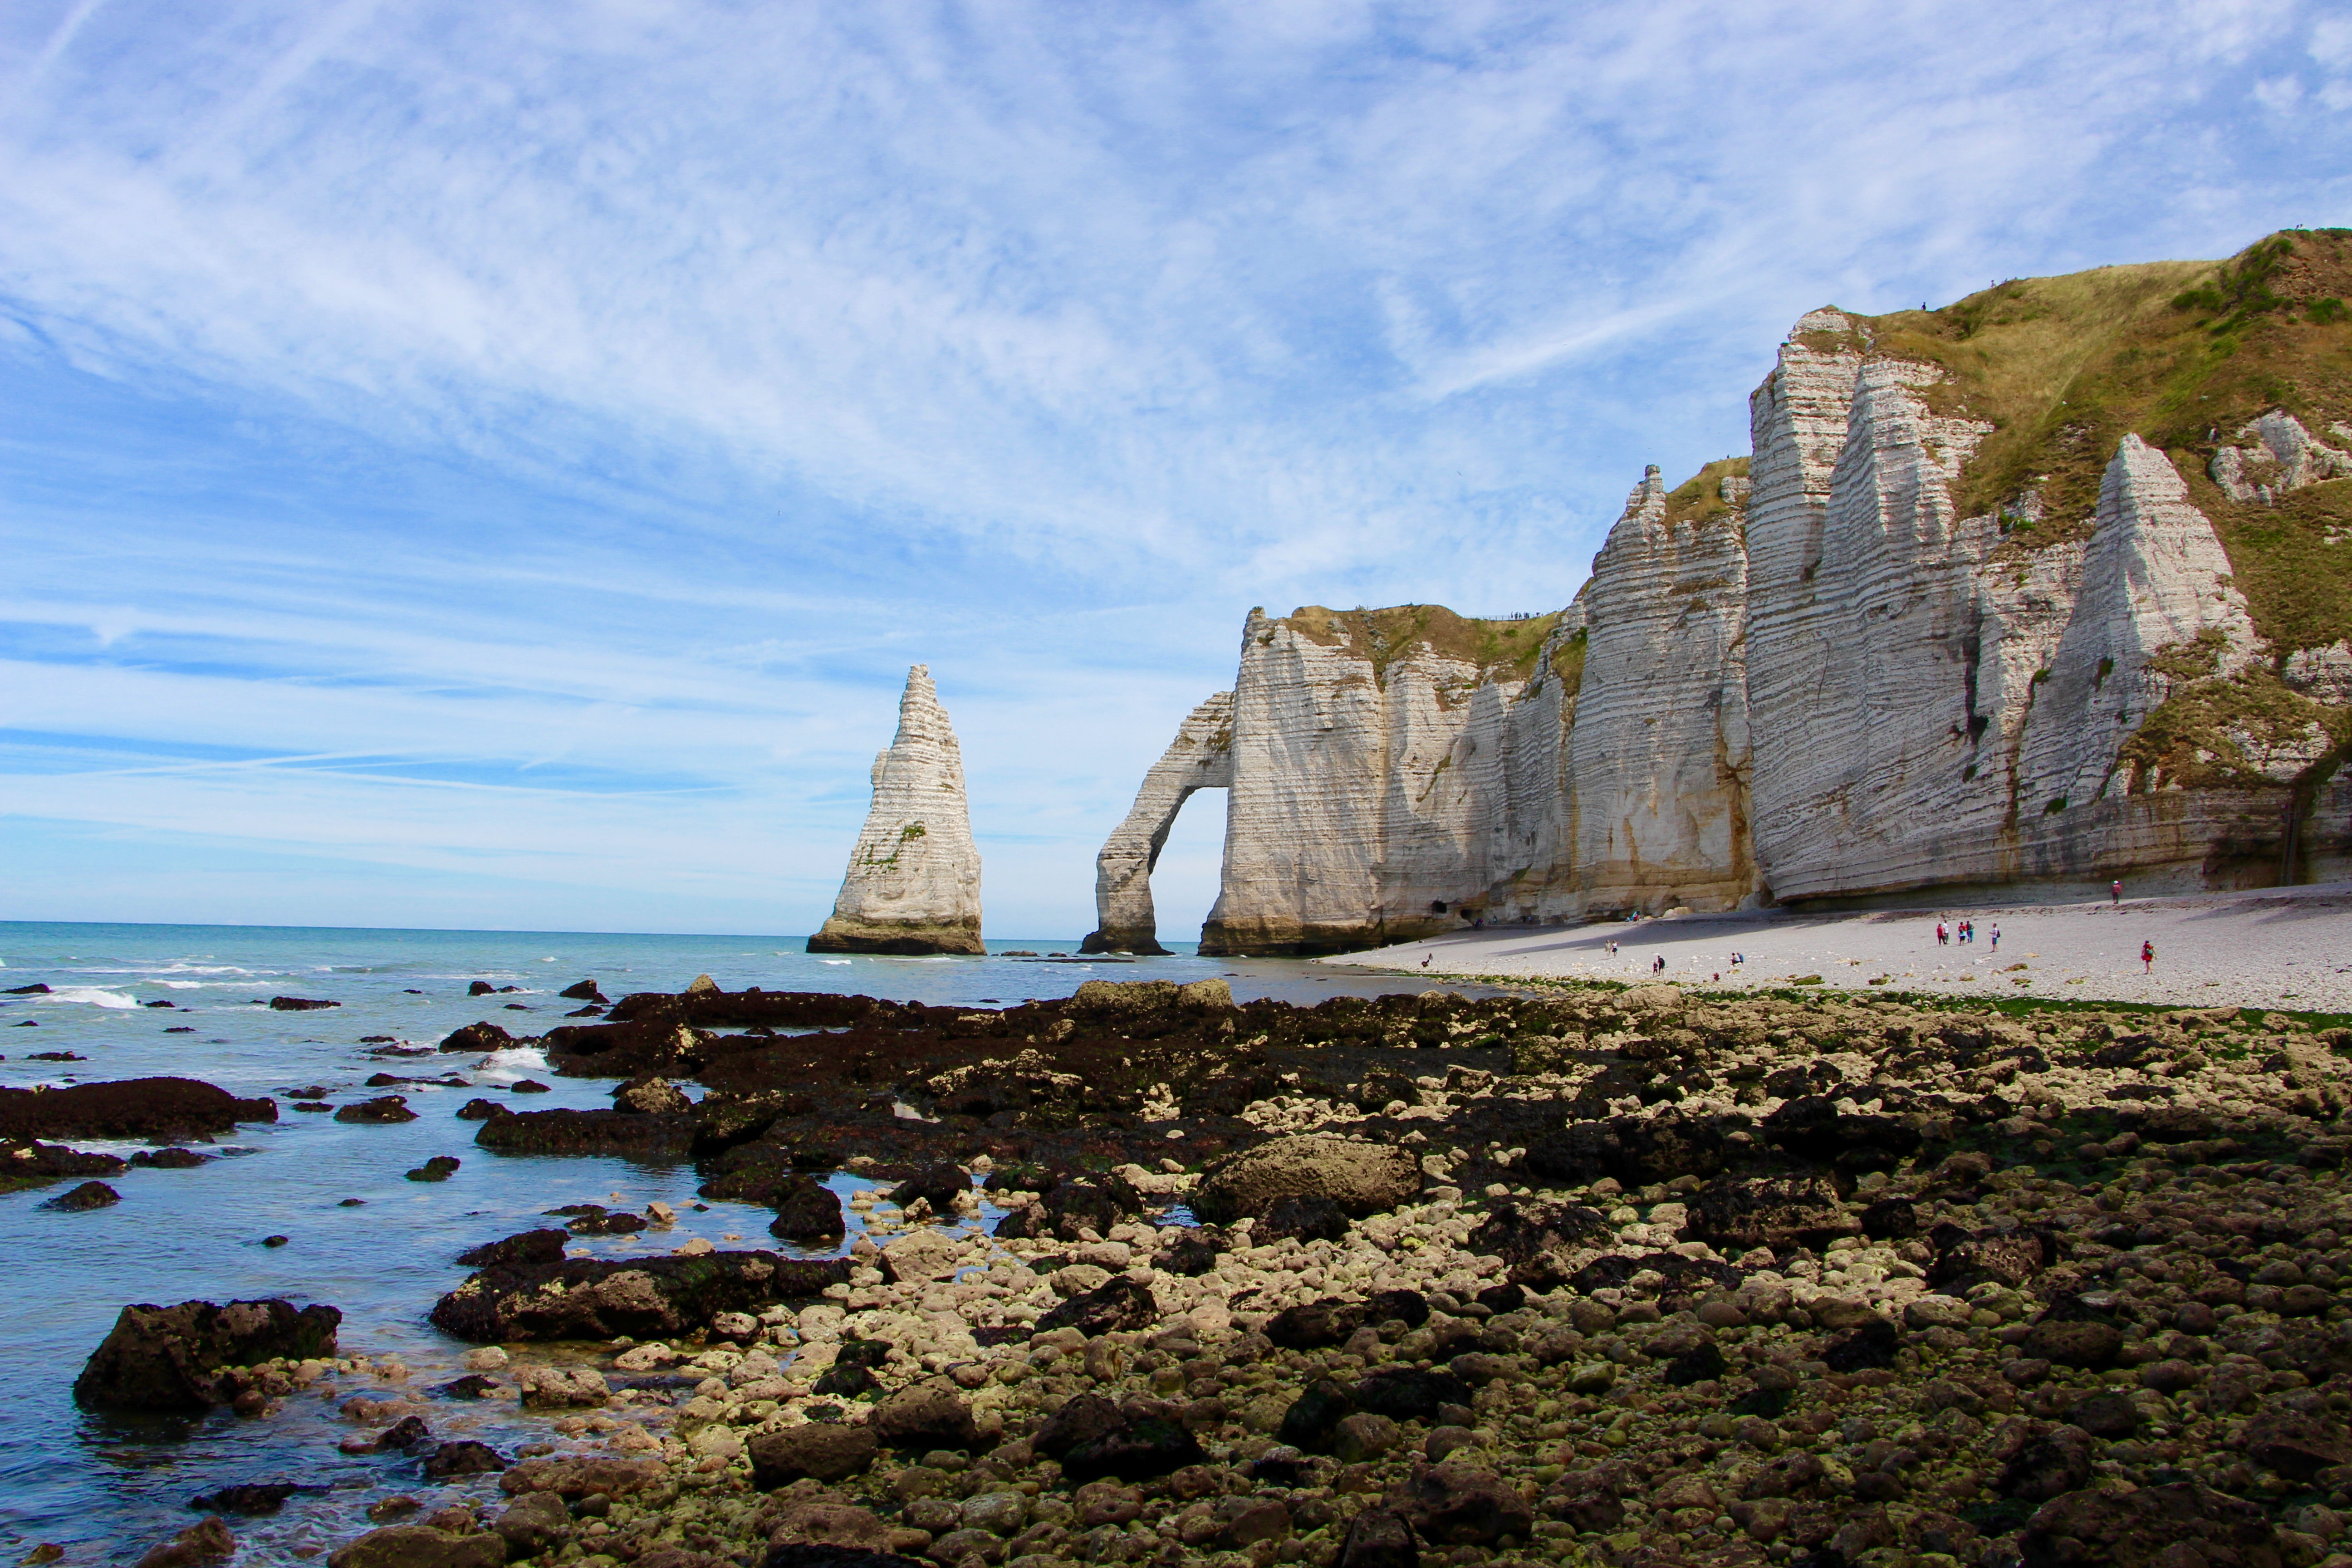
<box><xmin>92</xmin><ymin>976</ymin><xmax>2352</xmax><ymax>1568</ymax></box>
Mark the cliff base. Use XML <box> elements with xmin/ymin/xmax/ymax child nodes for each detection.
<box><xmin>806</xmin><ymin>918</ymin><xmax>985</xmax><ymax>956</ymax></box>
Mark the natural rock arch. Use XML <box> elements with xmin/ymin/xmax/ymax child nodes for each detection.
<box><xmin>1080</xmin><ymin>693</ymin><xmax>1233</xmax><ymax>954</ymax></box>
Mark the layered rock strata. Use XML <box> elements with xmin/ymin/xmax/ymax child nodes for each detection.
<box><xmin>1099</xmin><ymin>241</ymin><xmax>2352</xmax><ymax>953</ymax></box>
<box><xmin>809</xmin><ymin>665</ymin><xmax>985</xmax><ymax>956</ymax></box>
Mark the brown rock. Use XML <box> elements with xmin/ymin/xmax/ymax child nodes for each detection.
<box><xmin>2020</xmin><ymin>1319</ymin><xmax>2123</xmax><ymax>1370</ymax></box>
<box><xmin>1193</xmin><ymin>1134</ymin><xmax>1423</xmax><ymax>1223</ymax></box>
<box><xmin>323</xmin><ymin>1527</ymin><xmax>505</xmax><ymax>1568</ymax></box>
<box><xmin>1389</xmin><ymin>1462</ymin><xmax>1533</xmax><ymax>1547</ymax></box>
<box><xmin>749</xmin><ymin>1421</ymin><xmax>879</xmax><ymax>1486</ymax></box>
<box><xmin>2019</xmin><ymin>1481</ymin><xmax>2280</xmax><ymax>1568</ymax></box>
<box><xmin>765</xmin><ymin>1500</ymin><xmax>891</xmax><ymax>1553</ymax></box>
<box><xmin>132</xmin><ymin>1518</ymin><xmax>235</xmax><ymax>1568</ymax></box>
<box><xmin>497</xmin><ymin>1456</ymin><xmax>665</xmax><ymax>1498</ymax></box>
<box><xmin>1336</xmin><ymin>1507</ymin><xmax>1420</xmax><ymax>1568</ymax></box>
<box><xmin>870</xmin><ymin>1380</ymin><xmax>978</xmax><ymax>1451</ymax></box>
<box><xmin>2245</xmin><ymin>1411</ymin><xmax>2352</xmax><ymax>1481</ymax></box>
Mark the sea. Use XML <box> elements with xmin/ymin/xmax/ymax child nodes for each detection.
<box><xmin>0</xmin><ymin>922</ymin><xmax>1465</xmax><ymax>1563</ymax></box>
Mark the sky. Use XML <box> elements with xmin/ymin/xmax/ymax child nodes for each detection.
<box><xmin>2</xmin><ymin>1</ymin><xmax>2348</xmax><ymax>941</ymax></box>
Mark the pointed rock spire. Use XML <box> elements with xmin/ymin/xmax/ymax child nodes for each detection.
<box><xmin>808</xmin><ymin>665</ymin><xmax>985</xmax><ymax>955</ymax></box>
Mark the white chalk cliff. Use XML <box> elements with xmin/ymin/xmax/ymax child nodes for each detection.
<box><xmin>1082</xmin><ymin>692</ymin><xmax>1234</xmax><ymax>955</ymax></box>
<box><xmin>1091</xmin><ymin>240</ymin><xmax>2352</xmax><ymax>953</ymax></box>
<box><xmin>809</xmin><ymin>665</ymin><xmax>985</xmax><ymax>955</ymax></box>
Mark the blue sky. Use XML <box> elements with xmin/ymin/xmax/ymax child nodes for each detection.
<box><xmin>3</xmin><ymin>1</ymin><xmax>2348</xmax><ymax>939</ymax></box>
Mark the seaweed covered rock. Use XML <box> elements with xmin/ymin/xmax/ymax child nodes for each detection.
<box><xmin>5</xmin><ymin>1140</ymin><xmax>129</xmax><ymax>1194</ymax></box>
<box><xmin>75</xmin><ymin>1298</ymin><xmax>342</xmax><ymax>1411</ymax></box>
<box><xmin>427</xmin><ymin>1251</ymin><xmax>850</xmax><ymax>1342</ymax></box>
<box><xmin>473</xmin><ymin>1108</ymin><xmax>696</xmax><ymax>1158</ymax></box>
<box><xmin>0</xmin><ymin>1078</ymin><xmax>275</xmax><ymax>1142</ymax></box>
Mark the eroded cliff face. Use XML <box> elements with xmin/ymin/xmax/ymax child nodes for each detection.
<box><xmin>1195</xmin><ymin>606</ymin><xmax>1563</xmax><ymax>956</ymax></box>
<box><xmin>1082</xmin><ymin>693</ymin><xmax>1233</xmax><ymax>955</ymax></box>
<box><xmin>809</xmin><ymin>665</ymin><xmax>985</xmax><ymax>956</ymax></box>
<box><xmin>1099</xmin><ymin>232</ymin><xmax>2352</xmax><ymax>953</ymax></box>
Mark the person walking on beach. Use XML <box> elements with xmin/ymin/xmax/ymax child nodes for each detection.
<box><xmin>1652</xmin><ymin>954</ymin><xmax>1666</xmax><ymax>975</ymax></box>
<box><xmin>2112</xmin><ymin>880</ymin><xmax>2122</xmax><ymax>906</ymax></box>
<box><xmin>1989</xmin><ymin>924</ymin><xmax>2000</xmax><ymax>952</ymax></box>
<box><xmin>2142</xmin><ymin>940</ymin><xmax>2155</xmax><ymax>975</ymax></box>
<box><xmin>1936</xmin><ymin>922</ymin><xmax>1948</xmax><ymax>946</ymax></box>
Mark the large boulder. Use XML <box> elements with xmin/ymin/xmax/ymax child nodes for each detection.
<box><xmin>1033</xmin><ymin>1276</ymin><xmax>1161</xmax><ymax>1338</ymax></box>
<box><xmin>1194</xmin><ymin>1135</ymin><xmax>1422</xmax><ymax>1224</ymax></box>
<box><xmin>429</xmin><ymin>1251</ymin><xmax>850</xmax><ymax>1342</ymax></box>
<box><xmin>497</xmin><ymin>1456</ymin><xmax>667</xmax><ymax>1499</ymax></box>
<box><xmin>2019</xmin><ymin>1482</ymin><xmax>2279</xmax><ymax>1568</ymax></box>
<box><xmin>870</xmin><ymin>1380</ymin><xmax>979</xmax><ymax>1450</ymax></box>
<box><xmin>614</xmin><ymin>1078</ymin><xmax>693</xmax><ymax>1116</ymax></box>
<box><xmin>437</xmin><ymin>1022</ymin><xmax>515</xmax><ymax>1054</ymax></box>
<box><xmin>0</xmin><ymin>1078</ymin><xmax>275</xmax><ymax>1142</ymax></box>
<box><xmin>324</xmin><ymin>1527</ymin><xmax>505</xmax><ymax>1568</ymax></box>
<box><xmin>75</xmin><ymin>1299</ymin><xmax>342</xmax><ymax>1411</ymax></box>
<box><xmin>132</xmin><ymin>1518</ymin><xmax>235</xmax><ymax>1568</ymax></box>
<box><xmin>473</xmin><ymin>1108</ymin><xmax>696</xmax><ymax>1157</ymax></box>
<box><xmin>1388</xmin><ymin>1462</ymin><xmax>1534</xmax><ymax>1548</ymax></box>
<box><xmin>748</xmin><ymin>1422</ymin><xmax>879</xmax><ymax>1487</ymax></box>
<box><xmin>1685</xmin><ymin>1173</ymin><xmax>1856</xmax><ymax>1252</ymax></box>
<box><xmin>769</xmin><ymin>1176</ymin><xmax>846</xmax><ymax>1243</ymax></box>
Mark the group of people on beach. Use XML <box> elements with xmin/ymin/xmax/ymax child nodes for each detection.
<box><xmin>1934</xmin><ymin>919</ymin><xmax>1999</xmax><ymax>950</ymax></box>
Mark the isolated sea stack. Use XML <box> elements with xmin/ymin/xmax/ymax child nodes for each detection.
<box><xmin>808</xmin><ymin>665</ymin><xmax>985</xmax><ymax>956</ymax></box>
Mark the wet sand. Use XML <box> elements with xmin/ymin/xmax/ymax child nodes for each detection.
<box><xmin>1328</xmin><ymin>881</ymin><xmax>2352</xmax><ymax>1012</ymax></box>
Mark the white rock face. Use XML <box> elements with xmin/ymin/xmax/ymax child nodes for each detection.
<box><xmin>1553</xmin><ymin>465</ymin><xmax>1756</xmax><ymax>916</ymax></box>
<box><xmin>2210</xmin><ymin>411</ymin><xmax>2352</xmax><ymax>503</ymax></box>
<box><xmin>1082</xmin><ymin>692</ymin><xmax>1234</xmax><ymax>954</ymax></box>
<box><xmin>1096</xmin><ymin>307</ymin><xmax>2352</xmax><ymax>952</ymax></box>
<box><xmin>809</xmin><ymin>665</ymin><xmax>984</xmax><ymax>955</ymax></box>
<box><xmin>2015</xmin><ymin>436</ymin><xmax>2261</xmax><ymax>813</ymax></box>
<box><xmin>1196</xmin><ymin>607</ymin><xmax>1560</xmax><ymax>954</ymax></box>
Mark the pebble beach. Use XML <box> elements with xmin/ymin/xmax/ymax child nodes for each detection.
<box><xmin>1335</xmin><ymin>884</ymin><xmax>2352</xmax><ymax>1015</ymax></box>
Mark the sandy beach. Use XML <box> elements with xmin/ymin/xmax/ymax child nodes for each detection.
<box><xmin>1328</xmin><ymin>880</ymin><xmax>2352</xmax><ymax>1012</ymax></box>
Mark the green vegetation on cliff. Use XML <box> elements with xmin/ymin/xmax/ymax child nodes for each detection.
<box><xmin>1284</xmin><ymin>603</ymin><xmax>1565</xmax><ymax>687</ymax></box>
<box><xmin>1855</xmin><ymin>229</ymin><xmax>2352</xmax><ymax>651</ymax></box>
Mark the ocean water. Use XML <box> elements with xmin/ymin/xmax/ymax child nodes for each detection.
<box><xmin>0</xmin><ymin>922</ymin><xmax>1463</xmax><ymax>1563</ymax></box>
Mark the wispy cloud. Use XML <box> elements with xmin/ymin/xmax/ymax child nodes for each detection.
<box><xmin>0</xmin><ymin>0</ymin><xmax>2343</xmax><ymax>935</ymax></box>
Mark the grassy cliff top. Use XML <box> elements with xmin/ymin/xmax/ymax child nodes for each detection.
<box><xmin>1858</xmin><ymin>229</ymin><xmax>2352</xmax><ymax>650</ymax></box>
<box><xmin>1661</xmin><ymin>456</ymin><xmax>1752</xmax><ymax>532</ymax></box>
<box><xmin>1279</xmin><ymin>603</ymin><xmax>1565</xmax><ymax>685</ymax></box>
<box><xmin>1640</xmin><ymin>230</ymin><xmax>2351</xmax><ymax>652</ymax></box>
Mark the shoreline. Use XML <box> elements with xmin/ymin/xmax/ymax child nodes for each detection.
<box><xmin>1321</xmin><ymin>880</ymin><xmax>2352</xmax><ymax>1014</ymax></box>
